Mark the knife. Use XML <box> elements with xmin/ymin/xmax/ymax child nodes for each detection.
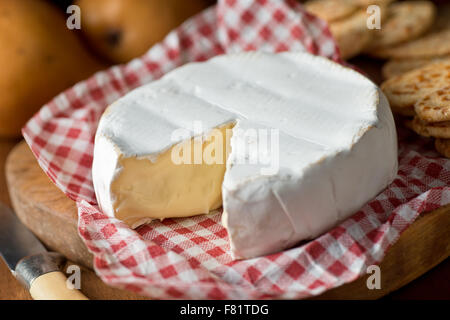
<box><xmin>0</xmin><ymin>203</ymin><xmax>88</xmax><ymax>300</ymax></box>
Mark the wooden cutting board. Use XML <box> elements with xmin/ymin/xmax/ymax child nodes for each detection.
<box><xmin>5</xmin><ymin>141</ymin><xmax>450</xmax><ymax>299</ymax></box>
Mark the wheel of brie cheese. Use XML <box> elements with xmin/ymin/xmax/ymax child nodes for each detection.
<box><xmin>93</xmin><ymin>51</ymin><xmax>398</xmax><ymax>259</ymax></box>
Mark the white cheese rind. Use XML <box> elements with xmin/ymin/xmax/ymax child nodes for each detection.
<box><xmin>222</xmin><ymin>91</ymin><xmax>397</xmax><ymax>259</ymax></box>
<box><xmin>92</xmin><ymin>51</ymin><xmax>398</xmax><ymax>259</ymax></box>
<box><xmin>92</xmin><ymin>135</ymin><xmax>120</xmax><ymax>218</ymax></box>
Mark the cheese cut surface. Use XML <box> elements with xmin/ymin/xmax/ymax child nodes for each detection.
<box><xmin>93</xmin><ymin>51</ymin><xmax>398</xmax><ymax>259</ymax></box>
<box><xmin>110</xmin><ymin>124</ymin><xmax>233</xmax><ymax>227</ymax></box>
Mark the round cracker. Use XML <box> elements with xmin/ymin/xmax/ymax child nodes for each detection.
<box><xmin>435</xmin><ymin>138</ymin><xmax>450</xmax><ymax>158</ymax></box>
<box><xmin>415</xmin><ymin>86</ymin><xmax>450</xmax><ymax>123</ymax></box>
<box><xmin>371</xmin><ymin>29</ymin><xmax>450</xmax><ymax>59</ymax></box>
<box><xmin>330</xmin><ymin>10</ymin><xmax>373</xmax><ymax>59</ymax></box>
<box><xmin>380</xmin><ymin>60</ymin><xmax>450</xmax><ymax>109</ymax></box>
<box><xmin>304</xmin><ymin>0</ymin><xmax>358</xmax><ymax>23</ymax></box>
<box><xmin>382</xmin><ymin>56</ymin><xmax>450</xmax><ymax>79</ymax></box>
<box><xmin>366</xmin><ymin>1</ymin><xmax>436</xmax><ymax>51</ymax></box>
<box><xmin>408</xmin><ymin>117</ymin><xmax>450</xmax><ymax>139</ymax></box>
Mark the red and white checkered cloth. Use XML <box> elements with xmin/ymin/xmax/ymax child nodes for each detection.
<box><xmin>22</xmin><ymin>0</ymin><xmax>450</xmax><ymax>299</ymax></box>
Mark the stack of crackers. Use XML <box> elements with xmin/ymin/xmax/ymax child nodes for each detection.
<box><xmin>377</xmin><ymin>1</ymin><xmax>450</xmax><ymax>159</ymax></box>
<box><xmin>381</xmin><ymin>62</ymin><xmax>450</xmax><ymax>158</ymax></box>
<box><xmin>379</xmin><ymin>2</ymin><xmax>450</xmax><ymax>78</ymax></box>
<box><xmin>305</xmin><ymin>0</ymin><xmax>450</xmax><ymax>158</ymax></box>
<box><xmin>304</xmin><ymin>0</ymin><xmax>378</xmax><ymax>59</ymax></box>
<box><xmin>304</xmin><ymin>0</ymin><xmax>438</xmax><ymax>60</ymax></box>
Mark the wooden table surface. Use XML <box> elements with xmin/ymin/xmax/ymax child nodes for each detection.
<box><xmin>0</xmin><ymin>139</ymin><xmax>448</xmax><ymax>300</ymax></box>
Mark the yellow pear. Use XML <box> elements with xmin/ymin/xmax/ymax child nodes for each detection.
<box><xmin>0</xmin><ymin>0</ymin><xmax>105</xmax><ymax>138</ymax></box>
<box><xmin>75</xmin><ymin>0</ymin><xmax>209</xmax><ymax>64</ymax></box>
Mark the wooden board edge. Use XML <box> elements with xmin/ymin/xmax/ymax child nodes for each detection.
<box><xmin>6</xmin><ymin>141</ymin><xmax>450</xmax><ymax>299</ymax></box>
<box><xmin>5</xmin><ymin>142</ymin><xmax>94</xmax><ymax>268</ymax></box>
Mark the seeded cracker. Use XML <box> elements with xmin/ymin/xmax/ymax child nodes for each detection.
<box><xmin>382</xmin><ymin>56</ymin><xmax>450</xmax><ymax>79</ymax></box>
<box><xmin>414</xmin><ymin>86</ymin><xmax>450</xmax><ymax>123</ymax></box>
<box><xmin>366</xmin><ymin>1</ymin><xmax>436</xmax><ymax>51</ymax></box>
<box><xmin>381</xmin><ymin>61</ymin><xmax>450</xmax><ymax>114</ymax></box>
<box><xmin>304</xmin><ymin>0</ymin><xmax>358</xmax><ymax>23</ymax></box>
<box><xmin>372</xmin><ymin>29</ymin><xmax>450</xmax><ymax>59</ymax></box>
<box><xmin>330</xmin><ymin>10</ymin><xmax>372</xmax><ymax>59</ymax></box>
<box><xmin>408</xmin><ymin>117</ymin><xmax>450</xmax><ymax>139</ymax></box>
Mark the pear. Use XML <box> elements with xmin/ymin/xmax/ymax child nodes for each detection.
<box><xmin>75</xmin><ymin>0</ymin><xmax>209</xmax><ymax>64</ymax></box>
<box><xmin>0</xmin><ymin>0</ymin><xmax>104</xmax><ymax>138</ymax></box>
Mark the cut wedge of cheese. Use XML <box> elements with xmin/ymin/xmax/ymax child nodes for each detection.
<box><xmin>93</xmin><ymin>51</ymin><xmax>398</xmax><ymax>259</ymax></box>
<box><xmin>96</xmin><ymin>123</ymin><xmax>234</xmax><ymax>227</ymax></box>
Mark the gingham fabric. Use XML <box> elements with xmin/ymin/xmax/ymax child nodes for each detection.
<box><xmin>22</xmin><ymin>0</ymin><xmax>450</xmax><ymax>299</ymax></box>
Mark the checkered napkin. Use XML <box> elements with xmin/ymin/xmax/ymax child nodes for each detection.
<box><xmin>22</xmin><ymin>0</ymin><xmax>450</xmax><ymax>299</ymax></box>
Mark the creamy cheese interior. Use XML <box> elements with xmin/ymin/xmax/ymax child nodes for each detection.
<box><xmin>111</xmin><ymin>124</ymin><xmax>234</xmax><ymax>227</ymax></box>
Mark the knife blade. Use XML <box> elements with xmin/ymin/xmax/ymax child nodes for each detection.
<box><xmin>0</xmin><ymin>202</ymin><xmax>87</xmax><ymax>300</ymax></box>
<box><xmin>0</xmin><ymin>202</ymin><xmax>47</xmax><ymax>271</ymax></box>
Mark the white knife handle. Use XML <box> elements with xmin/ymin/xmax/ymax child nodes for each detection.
<box><xmin>15</xmin><ymin>252</ymin><xmax>88</xmax><ymax>300</ymax></box>
<box><xmin>29</xmin><ymin>271</ymin><xmax>88</xmax><ymax>300</ymax></box>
